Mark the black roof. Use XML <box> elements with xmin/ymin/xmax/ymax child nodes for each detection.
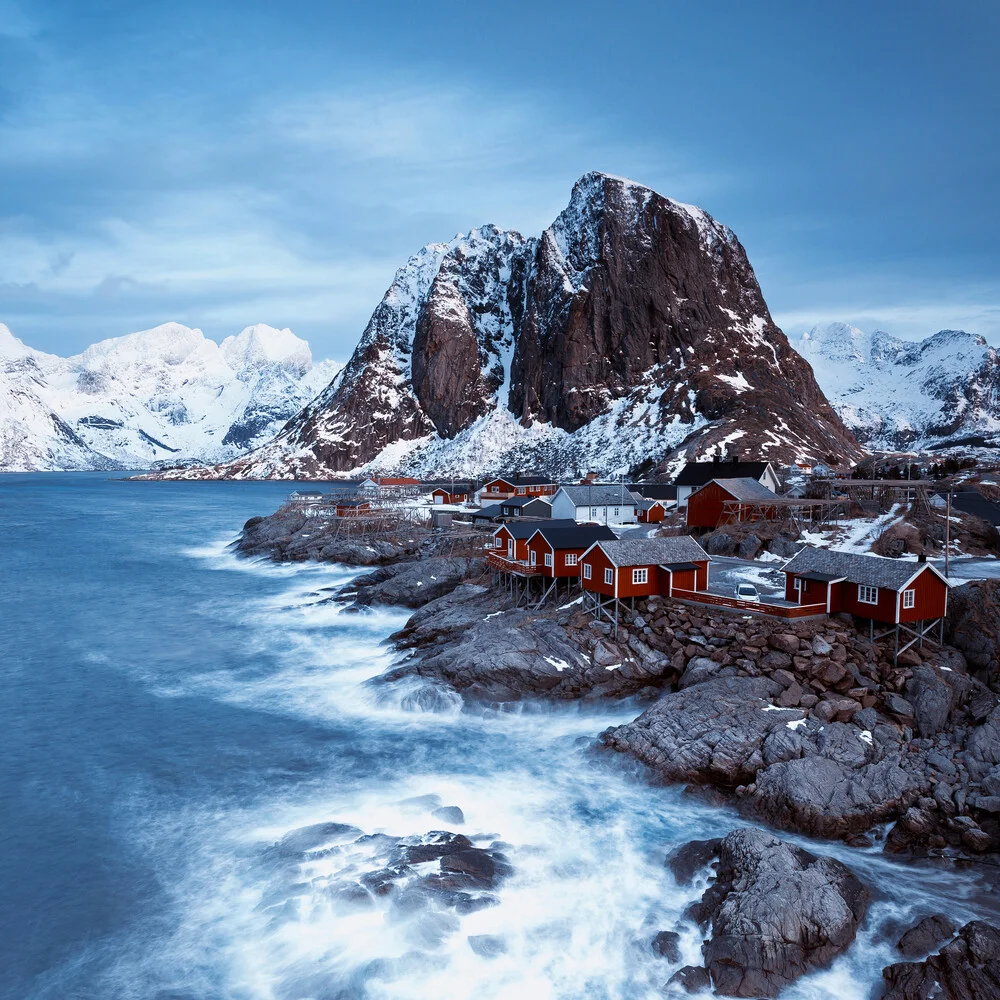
<box><xmin>939</xmin><ymin>490</ymin><xmax>1000</xmax><ymax>526</ymax></box>
<box><xmin>675</xmin><ymin>460</ymin><xmax>772</xmax><ymax>487</ymax></box>
<box><xmin>500</xmin><ymin>495</ymin><xmax>553</xmax><ymax>509</ymax></box>
<box><xmin>629</xmin><ymin>483</ymin><xmax>678</xmax><ymax>500</ymax></box>
<box><xmin>496</xmin><ymin>518</ymin><xmax>579</xmax><ymax>539</ymax></box>
<box><xmin>472</xmin><ymin>503</ymin><xmax>504</xmax><ymax>520</ymax></box>
<box><xmin>528</xmin><ymin>523</ymin><xmax>616</xmax><ymax>549</ymax></box>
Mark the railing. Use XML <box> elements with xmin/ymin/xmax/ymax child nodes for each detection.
<box><xmin>486</xmin><ymin>551</ymin><xmax>543</xmax><ymax>575</ymax></box>
<box><xmin>670</xmin><ymin>589</ymin><xmax>827</xmax><ymax>618</ymax></box>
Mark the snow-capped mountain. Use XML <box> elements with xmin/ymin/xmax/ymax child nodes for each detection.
<box><xmin>169</xmin><ymin>172</ymin><xmax>860</xmax><ymax>480</ymax></box>
<box><xmin>795</xmin><ymin>322</ymin><xmax>1000</xmax><ymax>451</ymax></box>
<box><xmin>0</xmin><ymin>322</ymin><xmax>339</xmax><ymax>471</ymax></box>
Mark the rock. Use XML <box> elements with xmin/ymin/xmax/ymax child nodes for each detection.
<box><xmin>905</xmin><ymin>665</ymin><xmax>954</xmax><ymax>737</ymax></box>
<box><xmin>467</xmin><ymin>934</ymin><xmax>507</xmax><ymax>958</ymax></box>
<box><xmin>812</xmin><ymin>635</ymin><xmax>833</xmax><ymax>656</ymax></box>
<box><xmin>278</xmin><ymin>822</ymin><xmax>363</xmax><ymax>854</ymax></box>
<box><xmin>665</xmin><ymin>838</ymin><xmax>722</xmax><ymax>886</ymax></box>
<box><xmin>768</xmin><ymin>633</ymin><xmax>800</xmax><ymax>655</ymax></box>
<box><xmin>705</xmin><ymin>532</ymin><xmax>736</xmax><ymax>556</ymax></box>
<box><xmin>652</xmin><ymin>930</ymin><xmax>682</xmax><ymax>962</ymax></box>
<box><xmin>882</xmin><ymin>920</ymin><xmax>1000</xmax><ymax>999</ymax></box>
<box><xmin>666</xmin><ymin>966</ymin><xmax>711</xmax><ymax>994</ymax></box>
<box><xmin>897</xmin><ymin>914</ymin><xmax>957</xmax><ymax>959</ymax></box>
<box><xmin>884</xmin><ymin>693</ymin><xmax>916</xmax><ymax>719</ymax></box>
<box><xmin>432</xmin><ymin>806</ymin><xmax>465</xmax><ymax>825</ymax></box>
<box><xmin>699</xmin><ymin>828</ymin><xmax>868</xmax><ymax>997</ymax></box>
<box><xmin>948</xmin><ymin>581</ymin><xmax>1000</xmax><ymax>673</ymax></box>
<box><xmin>679</xmin><ymin>656</ymin><xmax>722</xmax><ymax>689</ymax></box>
<box><xmin>341</xmin><ymin>557</ymin><xmax>486</xmax><ymax>608</ymax></box>
<box><xmin>737</xmin><ymin>535</ymin><xmax>762</xmax><ymax>560</ymax></box>
<box><xmin>440</xmin><ymin>847</ymin><xmax>512</xmax><ymax>888</ymax></box>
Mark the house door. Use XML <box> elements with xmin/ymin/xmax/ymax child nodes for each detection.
<box><xmin>507</xmin><ymin>540</ymin><xmax>514</xmax><ymax>559</ymax></box>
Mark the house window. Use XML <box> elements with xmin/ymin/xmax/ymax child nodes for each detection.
<box><xmin>517</xmin><ymin>487</ymin><xmax>526</xmax><ymax>495</ymax></box>
<box><xmin>632</xmin><ymin>568</ymin><xmax>648</xmax><ymax>585</ymax></box>
<box><xmin>544</xmin><ymin>553</ymin><xmax>553</xmax><ymax>567</ymax></box>
<box><xmin>604</xmin><ymin>568</ymin><xmax>614</xmax><ymax>585</ymax></box>
<box><xmin>591</xmin><ymin>507</ymin><xmax>598</xmax><ymax>518</ymax></box>
<box><xmin>583</xmin><ymin>563</ymin><xmax>592</xmax><ymax>580</ymax></box>
<box><xmin>495</xmin><ymin>537</ymin><xmax>503</xmax><ymax>548</ymax></box>
<box><xmin>903</xmin><ymin>589</ymin><xmax>915</xmax><ymax>609</ymax></box>
<box><xmin>613</xmin><ymin>507</ymin><xmax>620</xmax><ymax>517</ymax></box>
<box><xmin>565</xmin><ymin>553</ymin><xmax>578</xmax><ymax>566</ymax></box>
<box><xmin>858</xmin><ymin>585</ymin><xmax>878</xmax><ymax>605</ymax></box>
<box><xmin>793</xmin><ymin>578</ymin><xmax>803</xmax><ymax>592</ymax></box>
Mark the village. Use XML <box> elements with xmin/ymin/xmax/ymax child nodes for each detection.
<box><xmin>279</xmin><ymin>456</ymin><xmax>1000</xmax><ymax>666</ymax></box>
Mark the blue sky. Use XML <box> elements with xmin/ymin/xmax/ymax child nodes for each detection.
<box><xmin>1</xmin><ymin>0</ymin><xmax>998</xmax><ymax>360</ymax></box>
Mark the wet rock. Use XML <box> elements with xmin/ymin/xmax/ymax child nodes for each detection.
<box><xmin>905</xmin><ymin>665</ymin><xmax>954</xmax><ymax>737</ymax></box>
<box><xmin>897</xmin><ymin>914</ymin><xmax>957</xmax><ymax>959</ymax></box>
<box><xmin>666</xmin><ymin>965</ymin><xmax>711</xmax><ymax>994</ymax></box>
<box><xmin>652</xmin><ymin>930</ymin><xmax>682</xmax><ymax>961</ymax></box>
<box><xmin>699</xmin><ymin>828</ymin><xmax>868</xmax><ymax>998</ymax></box>
<box><xmin>947</xmin><ymin>580</ymin><xmax>1000</xmax><ymax>674</ymax></box>
<box><xmin>432</xmin><ymin>806</ymin><xmax>465</xmax><ymax>825</ymax></box>
<box><xmin>278</xmin><ymin>822</ymin><xmax>363</xmax><ymax>854</ymax></box>
<box><xmin>468</xmin><ymin>934</ymin><xmax>507</xmax><ymax>958</ymax></box>
<box><xmin>440</xmin><ymin>847</ymin><xmax>513</xmax><ymax>889</ymax></box>
<box><xmin>882</xmin><ymin>920</ymin><xmax>1000</xmax><ymax>999</ymax></box>
<box><xmin>338</xmin><ymin>557</ymin><xmax>485</xmax><ymax>609</ymax></box>
<box><xmin>665</xmin><ymin>838</ymin><xmax>722</xmax><ymax>886</ymax></box>
<box><xmin>394</xmin><ymin>831</ymin><xmax>472</xmax><ymax>864</ymax></box>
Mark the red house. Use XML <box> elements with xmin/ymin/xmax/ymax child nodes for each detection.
<box><xmin>431</xmin><ymin>488</ymin><xmax>470</xmax><ymax>504</ymax></box>
<box><xmin>579</xmin><ymin>536</ymin><xmax>712</xmax><ymax>600</ymax></box>
<box><xmin>686</xmin><ymin>477</ymin><xmax>780</xmax><ymax>529</ymax></box>
<box><xmin>481</xmin><ymin>476</ymin><xmax>559</xmax><ymax>499</ymax></box>
<box><xmin>489</xmin><ymin>519</ymin><xmax>578</xmax><ymax>566</ymax></box>
<box><xmin>525</xmin><ymin>523</ymin><xmax>616</xmax><ymax>577</ymax></box>
<box><xmin>637</xmin><ymin>499</ymin><xmax>667</xmax><ymax>523</ymax></box>
<box><xmin>782</xmin><ymin>546</ymin><xmax>949</xmax><ymax>623</ymax></box>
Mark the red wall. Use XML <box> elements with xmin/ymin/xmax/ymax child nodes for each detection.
<box><xmin>579</xmin><ymin>546</ymin><xmax>617</xmax><ymax>596</ymax></box>
<box><xmin>899</xmin><ymin>567</ymin><xmax>948</xmax><ymax>622</ymax></box>
<box><xmin>494</xmin><ymin>526</ymin><xmax>529</xmax><ymax>562</ymax></box>
<box><xmin>639</xmin><ymin>504</ymin><xmax>665</xmax><ymax>523</ymax></box>
<box><xmin>686</xmin><ymin>482</ymin><xmax>732</xmax><ymax>529</ymax></box>
<box><xmin>525</xmin><ymin>536</ymin><xmax>590</xmax><ymax>577</ymax></box>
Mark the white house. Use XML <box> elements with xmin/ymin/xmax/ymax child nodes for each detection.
<box><xmin>550</xmin><ymin>484</ymin><xmax>641</xmax><ymax>524</ymax></box>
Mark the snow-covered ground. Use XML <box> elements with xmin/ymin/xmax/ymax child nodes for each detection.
<box><xmin>0</xmin><ymin>322</ymin><xmax>340</xmax><ymax>471</ymax></box>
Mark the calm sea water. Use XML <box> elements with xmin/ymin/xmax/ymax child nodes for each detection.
<box><xmin>2</xmin><ymin>473</ymin><xmax>997</xmax><ymax>1000</ymax></box>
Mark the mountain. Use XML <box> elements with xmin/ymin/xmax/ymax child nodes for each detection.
<box><xmin>0</xmin><ymin>322</ymin><xmax>339</xmax><ymax>472</ymax></box>
<box><xmin>795</xmin><ymin>322</ymin><xmax>1000</xmax><ymax>451</ymax></box>
<box><xmin>178</xmin><ymin>172</ymin><xmax>859</xmax><ymax>481</ymax></box>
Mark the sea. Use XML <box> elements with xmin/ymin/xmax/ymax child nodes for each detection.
<box><xmin>2</xmin><ymin>472</ymin><xmax>997</xmax><ymax>1000</ymax></box>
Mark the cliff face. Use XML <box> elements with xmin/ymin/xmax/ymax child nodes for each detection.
<box><xmin>170</xmin><ymin>173</ymin><xmax>861</xmax><ymax>480</ymax></box>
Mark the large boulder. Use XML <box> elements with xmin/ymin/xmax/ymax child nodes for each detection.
<box><xmin>882</xmin><ymin>920</ymin><xmax>1000</xmax><ymax>999</ymax></box>
<box><xmin>694</xmin><ymin>829</ymin><xmax>868</xmax><ymax>997</ymax></box>
<box><xmin>948</xmin><ymin>580</ymin><xmax>1000</xmax><ymax>676</ymax></box>
<box><xmin>338</xmin><ymin>557</ymin><xmax>485</xmax><ymax>608</ymax></box>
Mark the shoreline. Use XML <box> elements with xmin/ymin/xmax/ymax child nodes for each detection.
<box><xmin>236</xmin><ymin>502</ymin><xmax>1000</xmax><ymax>997</ymax></box>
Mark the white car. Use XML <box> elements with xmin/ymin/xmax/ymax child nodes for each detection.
<box><xmin>735</xmin><ymin>583</ymin><xmax>760</xmax><ymax>602</ymax></box>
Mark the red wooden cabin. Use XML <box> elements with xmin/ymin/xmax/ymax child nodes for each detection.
<box><xmin>637</xmin><ymin>500</ymin><xmax>667</xmax><ymax>523</ymax></box>
<box><xmin>431</xmin><ymin>488</ymin><xmax>470</xmax><ymax>504</ymax></box>
<box><xmin>336</xmin><ymin>500</ymin><xmax>371</xmax><ymax>517</ymax></box>
<box><xmin>782</xmin><ymin>546</ymin><xmax>948</xmax><ymax>623</ymax></box>
<box><xmin>578</xmin><ymin>536</ymin><xmax>711</xmax><ymax>599</ymax></box>
<box><xmin>489</xmin><ymin>519</ymin><xmax>578</xmax><ymax>566</ymax></box>
<box><xmin>482</xmin><ymin>476</ymin><xmax>559</xmax><ymax>499</ymax></box>
<box><xmin>686</xmin><ymin>477</ymin><xmax>780</xmax><ymax>529</ymax></box>
<box><xmin>524</xmin><ymin>523</ymin><xmax>616</xmax><ymax>577</ymax></box>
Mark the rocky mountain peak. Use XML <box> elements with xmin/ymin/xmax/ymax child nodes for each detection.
<box><xmin>176</xmin><ymin>174</ymin><xmax>861</xmax><ymax>480</ymax></box>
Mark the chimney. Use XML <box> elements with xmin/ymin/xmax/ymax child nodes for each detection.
<box><xmin>918</xmin><ymin>552</ymin><xmax>927</xmax><ymax>563</ymax></box>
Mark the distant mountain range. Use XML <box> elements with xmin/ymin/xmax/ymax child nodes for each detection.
<box><xmin>150</xmin><ymin>172</ymin><xmax>862</xmax><ymax>481</ymax></box>
<box><xmin>0</xmin><ymin>322</ymin><xmax>340</xmax><ymax>471</ymax></box>
<box><xmin>795</xmin><ymin>323</ymin><xmax>1000</xmax><ymax>452</ymax></box>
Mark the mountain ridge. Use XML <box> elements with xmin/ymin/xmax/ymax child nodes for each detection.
<box><xmin>164</xmin><ymin>172</ymin><xmax>861</xmax><ymax>480</ymax></box>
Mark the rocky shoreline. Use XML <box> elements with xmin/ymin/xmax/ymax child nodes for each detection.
<box><xmin>237</xmin><ymin>509</ymin><xmax>1000</xmax><ymax>996</ymax></box>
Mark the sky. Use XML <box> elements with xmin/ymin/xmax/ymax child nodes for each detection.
<box><xmin>1</xmin><ymin>0</ymin><xmax>998</xmax><ymax>362</ymax></box>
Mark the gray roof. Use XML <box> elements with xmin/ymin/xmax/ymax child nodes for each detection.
<box><xmin>500</xmin><ymin>495</ymin><xmax>553</xmax><ymax>509</ymax></box>
<box><xmin>472</xmin><ymin>503</ymin><xmax>504</xmax><ymax>520</ymax></box>
<box><xmin>594</xmin><ymin>536</ymin><xmax>710</xmax><ymax>567</ymax></box>
<box><xmin>705</xmin><ymin>477</ymin><xmax>779</xmax><ymax>501</ymax></box>
<box><xmin>782</xmin><ymin>545</ymin><xmax>947</xmax><ymax>591</ymax></box>
<box><xmin>557</xmin><ymin>485</ymin><xmax>642</xmax><ymax>506</ymax></box>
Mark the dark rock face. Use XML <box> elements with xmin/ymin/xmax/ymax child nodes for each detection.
<box><xmin>897</xmin><ymin>914</ymin><xmax>957</xmax><ymax>959</ymax></box>
<box><xmin>948</xmin><ymin>579</ymin><xmax>1000</xmax><ymax>676</ymax></box>
<box><xmin>200</xmin><ymin>172</ymin><xmax>860</xmax><ymax>480</ymax></box>
<box><xmin>665</xmin><ymin>838</ymin><xmax>722</xmax><ymax>886</ymax></box>
<box><xmin>692</xmin><ymin>829</ymin><xmax>868</xmax><ymax>998</ymax></box>
<box><xmin>334</xmin><ymin>557</ymin><xmax>486</xmax><ymax>608</ymax></box>
<box><xmin>882</xmin><ymin>920</ymin><xmax>1000</xmax><ymax>999</ymax></box>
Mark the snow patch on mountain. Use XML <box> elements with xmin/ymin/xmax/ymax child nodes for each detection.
<box><xmin>0</xmin><ymin>322</ymin><xmax>340</xmax><ymax>471</ymax></box>
<box><xmin>796</xmin><ymin>322</ymin><xmax>1000</xmax><ymax>451</ymax></box>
